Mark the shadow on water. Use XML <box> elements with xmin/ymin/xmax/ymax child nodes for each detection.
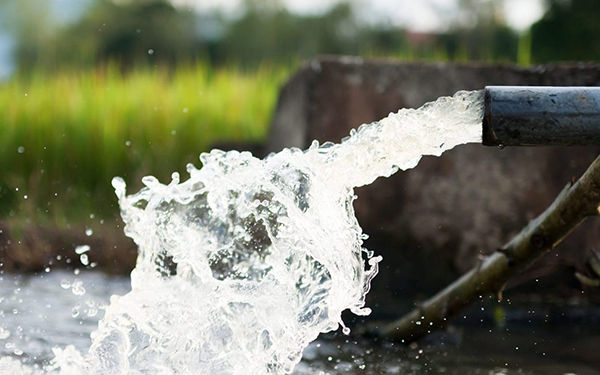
<box><xmin>299</xmin><ymin>322</ymin><xmax>600</xmax><ymax>374</ymax></box>
<box><xmin>1</xmin><ymin>271</ymin><xmax>598</xmax><ymax>374</ymax></box>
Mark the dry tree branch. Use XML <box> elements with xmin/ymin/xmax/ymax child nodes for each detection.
<box><xmin>379</xmin><ymin>154</ymin><xmax>600</xmax><ymax>342</ymax></box>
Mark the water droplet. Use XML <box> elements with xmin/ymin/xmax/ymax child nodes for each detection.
<box><xmin>80</xmin><ymin>254</ymin><xmax>89</xmax><ymax>266</ymax></box>
<box><xmin>148</xmin><ymin>49</ymin><xmax>154</xmax><ymax>55</ymax></box>
<box><xmin>75</xmin><ymin>245</ymin><xmax>90</xmax><ymax>255</ymax></box>
<box><xmin>125</xmin><ymin>140</ymin><xmax>132</xmax><ymax>147</ymax></box>
<box><xmin>87</xmin><ymin>307</ymin><xmax>98</xmax><ymax>317</ymax></box>
<box><xmin>71</xmin><ymin>306</ymin><xmax>80</xmax><ymax>318</ymax></box>
<box><xmin>17</xmin><ymin>146</ymin><xmax>24</xmax><ymax>154</ymax></box>
<box><xmin>142</xmin><ymin>176</ymin><xmax>159</xmax><ymax>187</ymax></box>
<box><xmin>44</xmin><ymin>267</ymin><xmax>50</xmax><ymax>273</ymax></box>
<box><xmin>71</xmin><ymin>281</ymin><xmax>85</xmax><ymax>296</ymax></box>
<box><xmin>60</xmin><ymin>279</ymin><xmax>71</xmax><ymax>289</ymax></box>
<box><xmin>85</xmin><ymin>228</ymin><xmax>93</xmax><ymax>236</ymax></box>
<box><xmin>111</xmin><ymin>177</ymin><xmax>126</xmax><ymax>199</ymax></box>
<box><xmin>497</xmin><ymin>143</ymin><xmax>505</xmax><ymax>150</ymax></box>
<box><xmin>0</xmin><ymin>327</ymin><xmax>10</xmax><ymax>339</ymax></box>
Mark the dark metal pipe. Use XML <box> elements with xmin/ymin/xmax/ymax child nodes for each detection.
<box><xmin>482</xmin><ymin>86</ymin><xmax>600</xmax><ymax>146</ymax></box>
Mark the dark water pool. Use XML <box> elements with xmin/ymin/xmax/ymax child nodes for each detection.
<box><xmin>1</xmin><ymin>271</ymin><xmax>598</xmax><ymax>374</ymax></box>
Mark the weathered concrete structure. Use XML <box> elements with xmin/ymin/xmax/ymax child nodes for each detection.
<box><xmin>267</xmin><ymin>57</ymin><xmax>600</xmax><ymax>310</ymax></box>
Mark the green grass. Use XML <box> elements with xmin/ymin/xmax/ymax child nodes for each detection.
<box><xmin>0</xmin><ymin>63</ymin><xmax>289</xmax><ymax>221</ymax></box>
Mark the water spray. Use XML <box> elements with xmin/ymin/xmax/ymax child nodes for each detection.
<box><xmin>7</xmin><ymin>85</ymin><xmax>600</xmax><ymax>375</ymax></box>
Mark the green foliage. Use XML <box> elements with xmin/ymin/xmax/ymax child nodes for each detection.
<box><xmin>0</xmin><ymin>63</ymin><xmax>288</xmax><ymax>220</ymax></box>
<box><xmin>517</xmin><ymin>31</ymin><xmax>532</xmax><ymax>66</ymax></box>
<box><xmin>532</xmin><ymin>0</ymin><xmax>600</xmax><ymax>63</ymax></box>
<box><xmin>7</xmin><ymin>0</ymin><xmax>600</xmax><ymax>70</ymax></box>
<box><xmin>0</xmin><ymin>0</ymin><xmax>58</xmax><ymax>71</ymax></box>
<box><xmin>439</xmin><ymin>25</ymin><xmax>518</xmax><ymax>63</ymax></box>
<box><xmin>438</xmin><ymin>0</ymin><xmax>519</xmax><ymax>63</ymax></box>
<box><xmin>0</xmin><ymin>181</ymin><xmax>17</xmax><ymax>216</ymax></box>
<box><xmin>62</xmin><ymin>0</ymin><xmax>202</xmax><ymax>68</ymax></box>
<box><xmin>2</xmin><ymin>0</ymin><xmax>528</xmax><ymax>71</ymax></box>
<box><xmin>217</xmin><ymin>3</ymin><xmax>365</xmax><ymax>65</ymax></box>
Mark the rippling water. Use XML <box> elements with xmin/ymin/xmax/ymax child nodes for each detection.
<box><xmin>1</xmin><ymin>271</ymin><xmax>598</xmax><ymax>375</ymax></box>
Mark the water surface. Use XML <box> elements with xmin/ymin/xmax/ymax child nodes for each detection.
<box><xmin>1</xmin><ymin>271</ymin><xmax>597</xmax><ymax>374</ymax></box>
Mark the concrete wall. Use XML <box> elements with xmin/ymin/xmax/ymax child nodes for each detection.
<box><xmin>267</xmin><ymin>57</ymin><xmax>600</xmax><ymax>311</ymax></box>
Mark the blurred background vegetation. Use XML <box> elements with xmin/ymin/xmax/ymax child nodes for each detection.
<box><xmin>1</xmin><ymin>0</ymin><xmax>600</xmax><ymax>225</ymax></box>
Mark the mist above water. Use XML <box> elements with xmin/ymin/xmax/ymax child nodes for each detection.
<box><xmin>1</xmin><ymin>90</ymin><xmax>484</xmax><ymax>374</ymax></box>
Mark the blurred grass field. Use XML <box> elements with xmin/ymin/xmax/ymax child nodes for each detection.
<box><xmin>0</xmin><ymin>63</ymin><xmax>289</xmax><ymax>223</ymax></box>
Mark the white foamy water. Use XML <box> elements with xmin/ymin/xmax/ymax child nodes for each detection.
<box><xmin>1</xmin><ymin>90</ymin><xmax>484</xmax><ymax>375</ymax></box>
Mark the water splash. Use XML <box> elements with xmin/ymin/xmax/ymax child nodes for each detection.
<box><xmin>3</xmin><ymin>90</ymin><xmax>483</xmax><ymax>374</ymax></box>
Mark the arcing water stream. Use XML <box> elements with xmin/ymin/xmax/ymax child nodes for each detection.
<box><xmin>1</xmin><ymin>90</ymin><xmax>484</xmax><ymax>374</ymax></box>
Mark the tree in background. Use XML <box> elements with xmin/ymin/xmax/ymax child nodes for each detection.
<box><xmin>4</xmin><ymin>0</ymin><xmax>600</xmax><ymax>71</ymax></box>
<box><xmin>531</xmin><ymin>0</ymin><xmax>600</xmax><ymax>63</ymax></box>
<box><xmin>218</xmin><ymin>2</ymin><xmax>363</xmax><ymax>65</ymax></box>
<box><xmin>0</xmin><ymin>0</ymin><xmax>58</xmax><ymax>71</ymax></box>
<box><xmin>59</xmin><ymin>0</ymin><xmax>202</xmax><ymax>68</ymax></box>
<box><xmin>0</xmin><ymin>0</ymin><xmax>203</xmax><ymax>71</ymax></box>
<box><xmin>443</xmin><ymin>0</ymin><xmax>518</xmax><ymax>62</ymax></box>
